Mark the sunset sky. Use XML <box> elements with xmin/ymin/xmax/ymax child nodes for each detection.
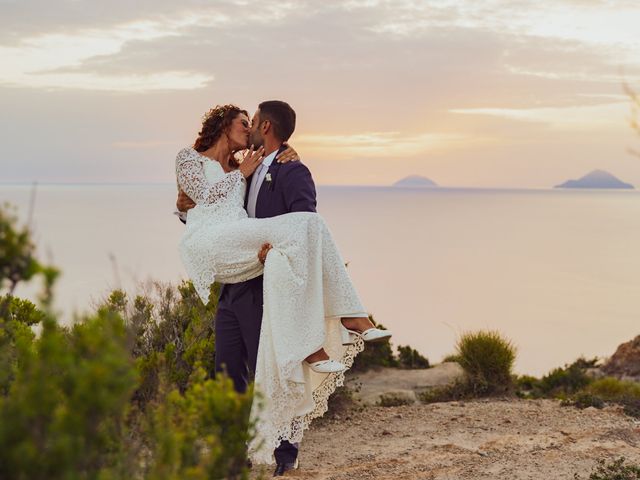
<box><xmin>2</xmin><ymin>0</ymin><xmax>640</xmax><ymax>187</ymax></box>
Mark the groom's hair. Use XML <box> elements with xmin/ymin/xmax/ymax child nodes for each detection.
<box><xmin>258</xmin><ymin>100</ymin><xmax>296</xmax><ymax>142</ymax></box>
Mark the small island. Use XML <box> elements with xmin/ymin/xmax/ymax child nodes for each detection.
<box><xmin>554</xmin><ymin>170</ymin><xmax>634</xmax><ymax>189</ymax></box>
<box><xmin>393</xmin><ymin>175</ymin><xmax>438</xmax><ymax>188</ymax></box>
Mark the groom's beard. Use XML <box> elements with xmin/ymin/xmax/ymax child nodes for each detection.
<box><xmin>249</xmin><ymin>131</ymin><xmax>264</xmax><ymax>148</ymax></box>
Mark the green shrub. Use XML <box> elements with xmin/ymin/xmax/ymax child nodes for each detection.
<box><xmin>100</xmin><ymin>281</ymin><xmax>219</xmax><ymax>410</ymax></box>
<box><xmin>455</xmin><ymin>330</ymin><xmax>516</xmax><ymax>395</ymax></box>
<box><xmin>146</xmin><ymin>365</ymin><xmax>253</xmax><ymax>480</ymax></box>
<box><xmin>0</xmin><ymin>296</ymin><xmax>44</xmax><ymax>395</ymax></box>
<box><xmin>0</xmin><ymin>203</ymin><xmax>59</xmax><ymax>305</ymax></box>
<box><xmin>587</xmin><ymin>377</ymin><xmax>640</xmax><ymax>402</ymax></box>
<box><xmin>515</xmin><ymin>374</ymin><xmax>539</xmax><ymax>395</ymax></box>
<box><xmin>576</xmin><ymin>457</ymin><xmax>640</xmax><ymax>480</ymax></box>
<box><xmin>441</xmin><ymin>354</ymin><xmax>460</xmax><ymax>363</ymax></box>
<box><xmin>0</xmin><ymin>203</ymin><xmax>255</xmax><ymax>479</ymax></box>
<box><xmin>397</xmin><ymin>345</ymin><xmax>430</xmax><ymax>369</ymax></box>
<box><xmin>0</xmin><ymin>299</ymin><xmax>254</xmax><ymax>480</ymax></box>
<box><xmin>0</xmin><ymin>312</ymin><xmax>138</xmax><ymax>480</ymax></box>
<box><xmin>524</xmin><ymin>358</ymin><xmax>595</xmax><ymax>398</ymax></box>
<box><xmin>563</xmin><ymin>392</ymin><xmax>605</xmax><ymax>410</ymax></box>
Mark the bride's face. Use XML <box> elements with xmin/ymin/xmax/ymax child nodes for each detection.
<box><xmin>226</xmin><ymin>113</ymin><xmax>250</xmax><ymax>150</ymax></box>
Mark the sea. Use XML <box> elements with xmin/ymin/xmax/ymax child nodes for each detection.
<box><xmin>2</xmin><ymin>183</ymin><xmax>639</xmax><ymax>377</ymax></box>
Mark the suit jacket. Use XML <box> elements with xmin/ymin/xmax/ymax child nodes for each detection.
<box><xmin>220</xmin><ymin>145</ymin><xmax>317</xmax><ymax>301</ymax></box>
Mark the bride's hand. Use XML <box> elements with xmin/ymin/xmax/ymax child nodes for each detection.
<box><xmin>258</xmin><ymin>243</ymin><xmax>272</xmax><ymax>264</ymax></box>
<box><xmin>239</xmin><ymin>145</ymin><xmax>265</xmax><ymax>178</ymax></box>
<box><xmin>275</xmin><ymin>143</ymin><xmax>300</xmax><ymax>164</ymax></box>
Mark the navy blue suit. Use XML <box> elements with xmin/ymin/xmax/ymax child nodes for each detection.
<box><xmin>214</xmin><ymin>146</ymin><xmax>317</xmax><ymax>464</ymax></box>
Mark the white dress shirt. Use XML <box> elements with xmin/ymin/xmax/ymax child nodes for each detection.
<box><xmin>246</xmin><ymin>150</ymin><xmax>277</xmax><ymax>218</ymax></box>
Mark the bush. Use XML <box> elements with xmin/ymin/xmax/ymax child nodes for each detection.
<box><xmin>397</xmin><ymin>345</ymin><xmax>430</xmax><ymax>369</ymax></box>
<box><xmin>100</xmin><ymin>281</ymin><xmax>219</xmax><ymax>410</ymax></box>
<box><xmin>0</xmin><ymin>203</ymin><xmax>59</xmax><ymax>305</ymax></box>
<box><xmin>455</xmin><ymin>330</ymin><xmax>516</xmax><ymax>396</ymax></box>
<box><xmin>146</xmin><ymin>366</ymin><xmax>253</xmax><ymax>480</ymax></box>
<box><xmin>418</xmin><ymin>383</ymin><xmax>462</xmax><ymax>403</ymax></box>
<box><xmin>586</xmin><ymin>378</ymin><xmax>640</xmax><ymax>419</ymax></box>
<box><xmin>0</xmin><ymin>203</ymin><xmax>254</xmax><ymax>479</ymax></box>
<box><xmin>587</xmin><ymin>377</ymin><xmax>640</xmax><ymax>402</ymax></box>
<box><xmin>0</xmin><ymin>312</ymin><xmax>138</xmax><ymax>479</ymax></box>
<box><xmin>519</xmin><ymin>358</ymin><xmax>596</xmax><ymax>399</ymax></box>
<box><xmin>0</xmin><ymin>292</ymin><xmax>254</xmax><ymax>480</ymax></box>
<box><xmin>515</xmin><ymin>374</ymin><xmax>539</xmax><ymax>395</ymax></box>
<box><xmin>576</xmin><ymin>457</ymin><xmax>640</xmax><ymax>480</ymax></box>
<box><xmin>441</xmin><ymin>354</ymin><xmax>460</xmax><ymax>363</ymax></box>
<box><xmin>562</xmin><ymin>392</ymin><xmax>605</xmax><ymax>410</ymax></box>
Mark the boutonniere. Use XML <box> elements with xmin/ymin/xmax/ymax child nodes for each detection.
<box><xmin>265</xmin><ymin>172</ymin><xmax>272</xmax><ymax>183</ymax></box>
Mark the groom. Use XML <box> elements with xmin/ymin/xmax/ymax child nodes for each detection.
<box><xmin>176</xmin><ymin>100</ymin><xmax>315</xmax><ymax>476</ymax></box>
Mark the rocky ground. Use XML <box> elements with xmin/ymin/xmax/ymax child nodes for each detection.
<box><xmin>253</xmin><ymin>399</ymin><xmax>640</xmax><ymax>479</ymax></box>
<box><xmin>251</xmin><ymin>365</ymin><xmax>640</xmax><ymax>479</ymax></box>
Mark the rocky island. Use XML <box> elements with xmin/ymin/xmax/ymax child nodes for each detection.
<box><xmin>555</xmin><ymin>170</ymin><xmax>634</xmax><ymax>189</ymax></box>
<box><xmin>393</xmin><ymin>175</ymin><xmax>438</xmax><ymax>188</ymax></box>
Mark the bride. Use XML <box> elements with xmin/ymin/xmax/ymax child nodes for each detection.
<box><xmin>176</xmin><ymin>104</ymin><xmax>391</xmax><ymax>463</ymax></box>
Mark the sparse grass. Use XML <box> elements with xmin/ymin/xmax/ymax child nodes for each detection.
<box><xmin>575</xmin><ymin>457</ymin><xmax>640</xmax><ymax>480</ymax></box>
<box><xmin>377</xmin><ymin>391</ymin><xmax>416</xmax><ymax>407</ymax></box>
<box><xmin>516</xmin><ymin>361</ymin><xmax>640</xmax><ymax>420</ymax></box>
<box><xmin>622</xmin><ymin>398</ymin><xmax>640</xmax><ymax>419</ymax></box>
<box><xmin>586</xmin><ymin>378</ymin><xmax>640</xmax><ymax>419</ymax></box>
<box><xmin>417</xmin><ymin>381</ymin><xmax>471</xmax><ymax>403</ymax></box>
<box><xmin>562</xmin><ymin>392</ymin><xmax>605</xmax><ymax>410</ymax></box>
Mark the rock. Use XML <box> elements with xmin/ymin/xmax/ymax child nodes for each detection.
<box><xmin>602</xmin><ymin>335</ymin><xmax>640</xmax><ymax>380</ymax></box>
<box><xmin>347</xmin><ymin>363</ymin><xmax>465</xmax><ymax>406</ymax></box>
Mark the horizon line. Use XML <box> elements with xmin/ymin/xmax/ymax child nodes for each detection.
<box><xmin>1</xmin><ymin>181</ymin><xmax>637</xmax><ymax>192</ymax></box>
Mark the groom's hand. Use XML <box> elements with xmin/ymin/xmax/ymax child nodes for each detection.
<box><xmin>176</xmin><ymin>189</ymin><xmax>196</xmax><ymax>212</ymax></box>
<box><xmin>258</xmin><ymin>243</ymin><xmax>272</xmax><ymax>264</ymax></box>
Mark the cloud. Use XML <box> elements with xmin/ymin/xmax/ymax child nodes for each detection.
<box><xmin>450</xmin><ymin>101</ymin><xmax>629</xmax><ymax>131</ymax></box>
<box><xmin>1</xmin><ymin>0</ymin><xmax>639</xmax><ymax>185</ymax></box>
<box><xmin>0</xmin><ymin>13</ymin><xmax>229</xmax><ymax>91</ymax></box>
<box><xmin>295</xmin><ymin>131</ymin><xmax>488</xmax><ymax>158</ymax></box>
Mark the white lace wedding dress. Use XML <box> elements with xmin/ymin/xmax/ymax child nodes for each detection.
<box><xmin>176</xmin><ymin>147</ymin><xmax>366</xmax><ymax>464</ymax></box>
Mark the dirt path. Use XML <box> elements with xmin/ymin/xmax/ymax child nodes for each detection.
<box><xmin>253</xmin><ymin>398</ymin><xmax>640</xmax><ymax>479</ymax></box>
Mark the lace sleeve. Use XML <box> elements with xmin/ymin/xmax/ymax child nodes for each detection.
<box><xmin>175</xmin><ymin>147</ymin><xmax>245</xmax><ymax>205</ymax></box>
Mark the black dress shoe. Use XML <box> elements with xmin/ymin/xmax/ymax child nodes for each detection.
<box><xmin>273</xmin><ymin>459</ymin><xmax>299</xmax><ymax>476</ymax></box>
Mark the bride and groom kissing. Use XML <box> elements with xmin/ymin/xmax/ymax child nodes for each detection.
<box><xmin>175</xmin><ymin>100</ymin><xmax>391</xmax><ymax>475</ymax></box>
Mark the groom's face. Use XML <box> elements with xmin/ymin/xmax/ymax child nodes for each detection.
<box><xmin>249</xmin><ymin>109</ymin><xmax>264</xmax><ymax>148</ymax></box>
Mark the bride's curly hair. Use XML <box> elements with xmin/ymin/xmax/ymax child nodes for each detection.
<box><xmin>193</xmin><ymin>104</ymin><xmax>248</xmax><ymax>154</ymax></box>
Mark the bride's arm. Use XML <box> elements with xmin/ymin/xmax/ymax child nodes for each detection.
<box><xmin>175</xmin><ymin>148</ymin><xmax>245</xmax><ymax>205</ymax></box>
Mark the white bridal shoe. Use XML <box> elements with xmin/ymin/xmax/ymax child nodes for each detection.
<box><xmin>306</xmin><ymin>359</ymin><xmax>347</xmax><ymax>373</ymax></box>
<box><xmin>341</xmin><ymin>325</ymin><xmax>393</xmax><ymax>345</ymax></box>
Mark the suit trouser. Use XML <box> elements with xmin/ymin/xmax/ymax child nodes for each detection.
<box><xmin>214</xmin><ymin>277</ymin><xmax>299</xmax><ymax>464</ymax></box>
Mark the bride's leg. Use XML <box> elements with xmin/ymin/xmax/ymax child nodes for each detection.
<box><xmin>304</xmin><ymin>348</ymin><xmax>330</xmax><ymax>363</ymax></box>
<box><xmin>341</xmin><ymin>316</ymin><xmax>375</xmax><ymax>333</ymax></box>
